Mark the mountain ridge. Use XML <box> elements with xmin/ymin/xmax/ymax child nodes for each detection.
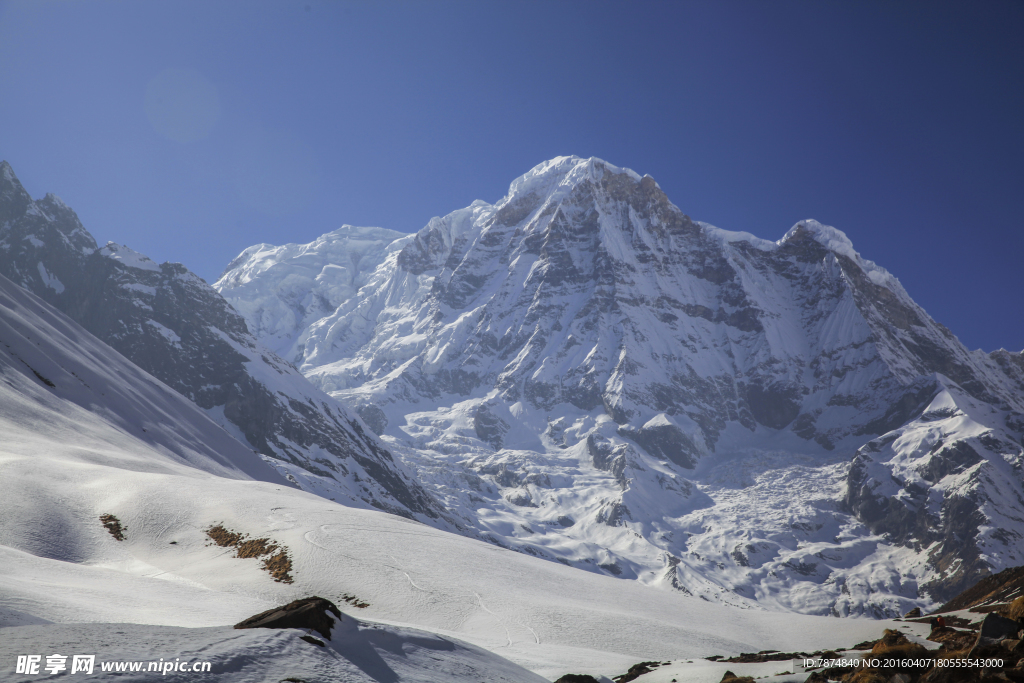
<box><xmin>0</xmin><ymin>160</ymin><xmax>448</xmax><ymax>525</ymax></box>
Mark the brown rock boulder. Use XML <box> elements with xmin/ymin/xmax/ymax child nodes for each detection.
<box><xmin>234</xmin><ymin>596</ymin><xmax>343</xmax><ymax>640</ymax></box>
<box><xmin>721</xmin><ymin>671</ymin><xmax>755</xmax><ymax>683</ymax></box>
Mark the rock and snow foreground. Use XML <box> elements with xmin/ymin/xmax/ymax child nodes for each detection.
<box><xmin>0</xmin><ymin>274</ymin><xmax>894</xmax><ymax>680</ymax></box>
<box><xmin>215</xmin><ymin>156</ymin><xmax>1024</xmax><ymax>617</ymax></box>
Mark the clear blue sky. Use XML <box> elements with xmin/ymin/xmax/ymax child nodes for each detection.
<box><xmin>1</xmin><ymin>0</ymin><xmax>1021</xmax><ymax>351</ymax></box>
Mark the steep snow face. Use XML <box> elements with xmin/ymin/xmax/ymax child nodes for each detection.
<box><xmin>0</xmin><ymin>161</ymin><xmax>445</xmax><ymax>524</ymax></box>
<box><xmin>216</xmin><ymin>225</ymin><xmax>405</xmax><ymax>358</ymax></box>
<box><xmin>218</xmin><ymin>156</ymin><xmax>1024</xmax><ymax>615</ymax></box>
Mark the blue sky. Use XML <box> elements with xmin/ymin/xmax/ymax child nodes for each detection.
<box><xmin>0</xmin><ymin>0</ymin><xmax>1021</xmax><ymax>351</ymax></box>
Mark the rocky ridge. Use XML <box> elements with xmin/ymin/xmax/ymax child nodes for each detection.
<box><xmin>0</xmin><ymin>160</ymin><xmax>445</xmax><ymax>523</ymax></box>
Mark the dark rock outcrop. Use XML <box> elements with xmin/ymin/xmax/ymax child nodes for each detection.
<box><xmin>935</xmin><ymin>565</ymin><xmax>1024</xmax><ymax>614</ymax></box>
<box><xmin>619</xmin><ymin>419</ymin><xmax>699</xmax><ymax>469</ymax></box>
<box><xmin>234</xmin><ymin>596</ymin><xmax>343</xmax><ymax>640</ymax></box>
<box><xmin>975</xmin><ymin>613</ymin><xmax>1020</xmax><ymax>643</ymax></box>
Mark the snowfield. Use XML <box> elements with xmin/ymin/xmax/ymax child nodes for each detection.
<box><xmin>1</xmin><ymin>620</ymin><xmax>549</xmax><ymax>683</ymax></box>
<box><xmin>0</xmin><ymin>273</ymin><xmax>894</xmax><ymax>681</ymax></box>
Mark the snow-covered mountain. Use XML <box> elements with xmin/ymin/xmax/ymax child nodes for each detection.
<box><xmin>217</xmin><ymin>156</ymin><xmax>1024</xmax><ymax>616</ymax></box>
<box><xmin>0</xmin><ymin>161</ymin><xmax>444</xmax><ymax>523</ymax></box>
<box><xmin>0</xmin><ymin>272</ymin><xmax>896</xmax><ymax>681</ymax></box>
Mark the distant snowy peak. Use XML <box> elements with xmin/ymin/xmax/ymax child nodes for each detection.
<box><xmin>506</xmin><ymin>158</ymin><xmax>903</xmax><ymax>290</ymax></box>
<box><xmin>217</xmin><ymin>225</ymin><xmax>404</xmax><ymax>287</ymax></box>
<box><xmin>215</xmin><ymin>153</ymin><xmax>1022</xmax><ymax>450</ymax></box>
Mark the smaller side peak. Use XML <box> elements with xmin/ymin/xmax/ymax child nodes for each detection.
<box><xmin>0</xmin><ymin>160</ymin><xmax>33</xmax><ymax>208</ymax></box>
<box><xmin>638</xmin><ymin>173</ymin><xmax>660</xmax><ymax>190</ymax></box>
<box><xmin>780</xmin><ymin>219</ymin><xmax>853</xmax><ymax>250</ymax></box>
<box><xmin>99</xmin><ymin>242</ymin><xmax>162</xmax><ymax>273</ymax></box>
<box><xmin>39</xmin><ymin>192</ymin><xmax>69</xmax><ymax>209</ymax></box>
<box><xmin>780</xmin><ymin>220</ymin><xmax>899</xmax><ymax>290</ymax></box>
<box><xmin>780</xmin><ymin>220</ymin><xmax>864</xmax><ymax>263</ymax></box>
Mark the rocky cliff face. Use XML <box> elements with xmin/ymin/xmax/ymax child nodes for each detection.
<box><xmin>217</xmin><ymin>156</ymin><xmax>1024</xmax><ymax>615</ymax></box>
<box><xmin>0</xmin><ymin>161</ymin><xmax>445</xmax><ymax>523</ymax></box>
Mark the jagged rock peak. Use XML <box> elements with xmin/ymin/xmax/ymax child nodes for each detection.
<box><xmin>0</xmin><ymin>159</ymin><xmax>20</xmax><ymax>184</ymax></box>
<box><xmin>99</xmin><ymin>242</ymin><xmax>163</xmax><ymax>272</ymax></box>
<box><xmin>0</xmin><ymin>160</ymin><xmax>33</xmax><ymax>217</ymax></box>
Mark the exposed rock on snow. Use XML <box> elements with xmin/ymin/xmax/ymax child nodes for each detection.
<box><xmin>234</xmin><ymin>596</ymin><xmax>343</xmax><ymax>639</ymax></box>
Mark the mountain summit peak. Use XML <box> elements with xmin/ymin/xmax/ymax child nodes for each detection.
<box><xmin>505</xmin><ymin>155</ymin><xmax>644</xmax><ymax>202</ymax></box>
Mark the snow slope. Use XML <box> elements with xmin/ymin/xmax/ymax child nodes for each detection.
<box><xmin>0</xmin><ymin>271</ymin><xmax>895</xmax><ymax>681</ymax></box>
<box><xmin>217</xmin><ymin>156</ymin><xmax>1024</xmax><ymax>616</ymax></box>
<box><xmin>0</xmin><ymin>273</ymin><xmax>283</xmax><ymax>484</ymax></box>
<box><xmin>2</xmin><ymin>621</ymin><xmax>546</xmax><ymax>683</ymax></box>
<box><xmin>0</xmin><ymin>161</ymin><xmax>445</xmax><ymax>523</ymax></box>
